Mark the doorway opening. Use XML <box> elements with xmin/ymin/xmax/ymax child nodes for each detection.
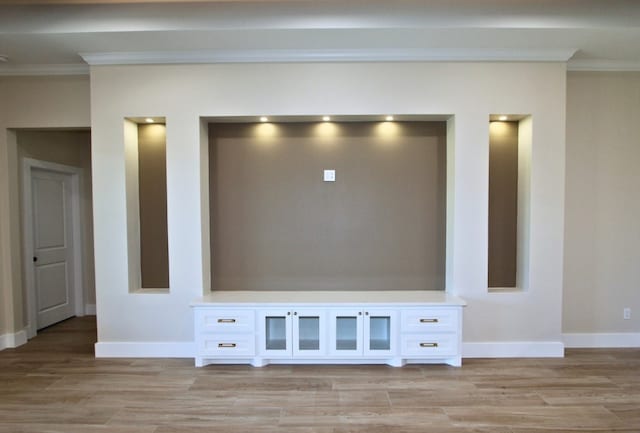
<box><xmin>18</xmin><ymin>129</ymin><xmax>94</xmax><ymax>338</ymax></box>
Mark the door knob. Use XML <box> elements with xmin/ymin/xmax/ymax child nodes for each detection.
<box><xmin>33</xmin><ymin>256</ymin><xmax>38</xmax><ymax>262</ymax></box>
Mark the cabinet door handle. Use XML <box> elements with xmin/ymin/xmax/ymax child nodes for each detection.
<box><xmin>287</xmin><ymin>312</ymin><xmax>291</xmax><ymax>316</ymax></box>
<box><xmin>217</xmin><ymin>318</ymin><xmax>236</xmax><ymax>323</ymax></box>
<box><xmin>218</xmin><ymin>343</ymin><xmax>237</xmax><ymax>348</ymax></box>
<box><xmin>420</xmin><ymin>342</ymin><xmax>438</xmax><ymax>348</ymax></box>
<box><xmin>365</xmin><ymin>311</ymin><xmax>369</xmax><ymax>316</ymax></box>
<box><xmin>294</xmin><ymin>312</ymin><xmax>297</xmax><ymax>316</ymax></box>
<box><xmin>420</xmin><ymin>318</ymin><xmax>438</xmax><ymax>323</ymax></box>
<box><xmin>358</xmin><ymin>312</ymin><xmax>362</xmax><ymax>316</ymax></box>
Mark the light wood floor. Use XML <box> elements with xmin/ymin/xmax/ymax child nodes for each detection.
<box><xmin>1</xmin><ymin>317</ymin><xmax>638</xmax><ymax>433</ymax></box>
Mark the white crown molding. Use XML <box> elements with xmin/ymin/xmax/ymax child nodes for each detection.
<box><xmin>0</xmin><ymin>63</ymin><xmax>89</xmax><ymax>76</ymax></box>
<box><xmin>80</xmin><ymin>48</ymin><xmax>577</xmax><ymax>66</ymax></box>
<box><xmin>8</xmin><ymin>51</ymin><xmax>639</xmax><ymax>74</ymax></box>
<box><xmin>568</xmin><ymin>59</ymin><xmax>640</xmax><ymax>71</ymax></box>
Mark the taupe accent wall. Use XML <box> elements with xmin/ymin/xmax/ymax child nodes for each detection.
<box><xmin>209</xmin><ymin>121</ymin><xmax>446</xmax><ymax>291</ymax></box>
<box><xmin>488</xmin><ymin>121</ymin><xmax>519</xmax><ymax>287</ymax></box>
<box><xmin>137</xmin><ymin>124</ymin><xmax>169</xmax><ymax>289</ymax></box>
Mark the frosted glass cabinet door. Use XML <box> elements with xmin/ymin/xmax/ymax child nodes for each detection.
<box><xmin>292</xmin><ymin>309</ymin><xmax>326</xmax><ymax>357</ymax></box>
<box><xmin>363</xmin><ymin>309</ymin><xmax>397</xmax><ymax>356</ymax></box>
<box><xmin>258</xmin><ymin>310</ymin><xmax>292</xmax><ymax>357</ymax></box>
<box><xmin>328</xmin><ymin>309</ymin><xmax>364</xmax><ymax>357</ymax></box>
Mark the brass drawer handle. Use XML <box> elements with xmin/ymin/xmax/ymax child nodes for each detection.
<box><xmin>420</xmin><ymin>318</ymin><xmax>438</xmax><ymax>323</ymax></box>
<box><xmin>217</xmin><ymin>318</ymin><xmax>237</xmax><ymax>323</ymax></box>
<box><xmin>420</xmin><ymin>342</ymin><xmax>438</xmax><ymax>348</ymax></box>
<box><xmin>218</xmin><ymin>343</ymin><xmax>237</xmax><ymax>348</ymax></box>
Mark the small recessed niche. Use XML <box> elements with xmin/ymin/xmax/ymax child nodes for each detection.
<box><xmin>124</xmin><ymin>117</ymin><xmax>170</xmax><ymax>292</ymax></box>
<box><xmin>488</xmin><ymin>115</ymin><xmax>532</xmax><ymax>291</ymax></box>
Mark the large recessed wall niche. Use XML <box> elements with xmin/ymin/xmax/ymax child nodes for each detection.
<box><xmin>208</xmin><ymin>120</ymin><xmax>447</xmax><ymax>292</ymax></box>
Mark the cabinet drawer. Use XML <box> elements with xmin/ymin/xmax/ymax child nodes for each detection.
<box><xmin>196</xmin><ymin>309</ymin><xmax>254</xmax><ymax>333</ymax></box>
<box><xmin>198</xmin><ymin>333</ymin><xmax>256</xmax><ymax>357</ymax></box>
<box><xmin>400</xmin><ymin>333</ymin><xmax>459</xmax><ymax>357</ymax></box>
<box><xmin>401</xmin><ymin>309</ymin><xmax>459</xmax><ymax>333</ymax></box>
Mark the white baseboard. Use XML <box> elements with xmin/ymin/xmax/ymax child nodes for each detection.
<box><xmin>95</xmin><ymin>341</ymin><xmax>195</xmax><ymax>358</ymax></box>
<box><xmin>0</xmin><ymin>328</ymin><xmax>28</xmax><ymax>351</ymax></box>
<box><xmin>563</xmin><ymin>333</ymin><xmax>640</xmax><ymax>348</ymax></box>
<box><xmin>463</xmin><ymin>341</ymin><xmax>564</xmax><ymax>358</ymax></box>
<box><xmin>84</xmin><ymin>304</ymin><xmax>96</xmax><ymax>316</ymax></box>
<box><xmin>92</xmin><ymin>336</ymin><xmax>636</xmax><ymax>360</ymax></box>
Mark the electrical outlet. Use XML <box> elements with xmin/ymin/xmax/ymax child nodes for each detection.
<box><xmin>323</xmin><ymin>169</ymin><xmax>335</xmax><ymax>182</ymax></box>
<box><xmin>623</xmin><ymin>308</ymin><xmax>631</xmax><ymax>320</ymax></box>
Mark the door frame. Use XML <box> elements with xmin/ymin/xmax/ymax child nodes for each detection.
<box><xmin>22</xmin><ymin>158</ymin><xmax>86</xmax><ymax>338</ymax></box>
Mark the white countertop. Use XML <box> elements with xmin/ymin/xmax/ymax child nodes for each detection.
<box><xmin>191</xmin><ymin>290</ymin><xmax>466</xmax><ymax>307</ymax></box>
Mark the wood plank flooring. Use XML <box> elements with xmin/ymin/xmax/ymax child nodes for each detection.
<box><xmin>1</xmin><ymin>317</ymin><xmax>638</xmax><ymax>432</ymax></box>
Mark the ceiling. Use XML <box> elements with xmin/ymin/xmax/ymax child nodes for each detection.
<box><xmin>1</xmin><ymin>0</ymin><xmax>639</xmax><ymax>75</ymax></box>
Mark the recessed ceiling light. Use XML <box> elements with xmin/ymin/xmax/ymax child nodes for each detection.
<box><xmin>322</xmin><ymin>116</ymin><xmax>331</xmax><ymax>122</ymax></box>
<box><xmin>385</xmin><ymin>116</ymin><xmax>394</xmax><ymax>121</ymax></box>
<box><xmin>260</xmin><ymin>116</ymin><xmax>268</xmax><ymax>122</ymax></box>
<box><xmin>145</xmin><ymin>117</ymin><xmax>154</xmax><ymax>123</ymax></box>
<box><xmin>498</xmin><ymin>115</ymin><xmax>508</xmax><ymax>121</ymax></box>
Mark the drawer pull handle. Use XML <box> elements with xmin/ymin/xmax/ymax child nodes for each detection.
<box><xmin>218</xmin><ymin>343</ymin><xmax>237</xmax><ymax>348</ymax></box>
<box><xmin>420</xmin><ymin>318</ymin><xmax>438</xmax><ymax>323</ymax></box>
<box><xmin>217</xmin><ymin>318</ymin><xmax>236</xmax><ymax>323</ymax></box>
<box><xmin>420</xmin><ymin>342</ymin><xmax>438</xmax><ymax>348</ymax></box>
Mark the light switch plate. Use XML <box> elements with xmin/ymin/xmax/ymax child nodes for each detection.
<box><xmin>323</xmin><ymin>169</ymin><xmax>336</xmax><ymax>182</ymax></box>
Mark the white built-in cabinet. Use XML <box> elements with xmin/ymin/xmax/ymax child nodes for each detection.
<box><xmin>192</xmin><ymin>291</ymin><xmax>465</xmax><ymax>367</ymax></box>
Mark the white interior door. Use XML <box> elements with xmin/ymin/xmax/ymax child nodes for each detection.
<box><xmin>30</xmin><ymin>168</ymin><xmax>76</xmax><ymax>329</ymax></box>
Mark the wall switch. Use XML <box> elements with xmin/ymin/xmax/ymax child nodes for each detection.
<box><xmin>323</xmin><ymin>169</ymin><xmax>336</xmax><ymax>182</ymax></box>
<box><xmin>623</xmin><ymin>308</ymin><xmax>631</xmax><ymax>320</ymax></box>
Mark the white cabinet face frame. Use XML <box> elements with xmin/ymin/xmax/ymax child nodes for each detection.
<box><xmin>292</xmin><ymin>308</ymin><xmax>327</xmax><ymax>357</ymax></box>
<box><xmin>257</xmin><ymin>309</ymin><xmax>292</xmax><ymax>357</ymax></box>
<box><xmin>328</xmin><ymin>308</ymin><xmax>364</xmax><ymax>357</ymax></box>
<box><xmin>363</xmin><ymin>308</ymin><xmax>398</xmax><ymax>357</ymax></box>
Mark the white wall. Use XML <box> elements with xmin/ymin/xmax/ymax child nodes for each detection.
<box><xmin>0</xmin><ymin>82</ymin><xmax>11</xmax><ymax>338</ymax></box>
<box><xmin>90</xmin><ymin>62</ymin><xmax>567</xmax><ymax>356</ymax></box>
<box><xmin>563</xmin><ymin>72</ymin><xmax>640</xmax><ymax>345</ymax></box>
<box><xmin>0</xmin><ymin>76</ymin><xmax>90</xmax><ymax>337</ymax></box>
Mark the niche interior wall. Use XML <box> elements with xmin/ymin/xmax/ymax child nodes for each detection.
<box><xmin>209</xmin><ymin>120</ymin><xmax>447</xmax><ymax>292</ymax></box>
